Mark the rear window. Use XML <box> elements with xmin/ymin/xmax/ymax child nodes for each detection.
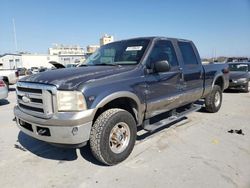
<box><xmin>178</xmin><ymin>42</ymin><xmax>198</xmax><ymax>65</ymax></box>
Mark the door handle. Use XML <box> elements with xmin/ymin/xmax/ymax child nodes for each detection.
<box><xmin>179</xmin><ymin>67</ymin><xmax>184</xmax><ymax>81</ymax></box>
<box><xmin>200</xmin><ymin>71</ymin><xmax>203</xmax><ymax>79</ymax></box>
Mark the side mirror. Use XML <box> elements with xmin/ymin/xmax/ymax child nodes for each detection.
<box><xmin>154</xmin><ymin>60</ymin><xmax>171</xmax><ymax>73</ymax></box>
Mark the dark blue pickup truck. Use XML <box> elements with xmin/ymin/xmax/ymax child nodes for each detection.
<box><xmin>14</xmin><ymin>37</ymin><xmax>229</xmax><ymax>165</ymax></box>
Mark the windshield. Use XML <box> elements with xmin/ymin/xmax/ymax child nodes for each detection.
<box><xmin>84</xmin><ymin>39</ymin><xmax>150</xmax><ymax>66</ymax></box>
<box><xmin>229</xmin><ymin>64</ymin><xmax>248</xmax><ymax>72</ymax></box>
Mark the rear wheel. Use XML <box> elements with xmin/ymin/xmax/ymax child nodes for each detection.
<box><xmin>205</xmin><ymin>85</ymin><xmax>222</xmax><ymax>113</ymax></box>
<box><xmin>90</xmin><ymin>108</ymin><xmax>137</xmax><ymax>165</ymax></box>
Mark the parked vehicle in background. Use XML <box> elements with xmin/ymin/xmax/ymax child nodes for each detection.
<box><xmin>0</xmin><ymin>69</ymin><xmax>19</xmax><ymax>88</ymax></box>
<box><xmin>39</xmin><ymin>67</ymin><xmax>48</xmax><ymax>73</ymax></box>
<box><xmin>25</xmin><ymin>67</ymin><xmax>52</xmax><ymax>76</ymax></box>
<box><xmin>30</xmin><ymin>67</ymin><xmax>39</xmax><ymax>75</ymax></box>
<box><xmin>31</xmin><ymin>69</ymin><xmax>39</xmax><ymax>74</ymax></box>
<box><xmin>66</xmin><ymin>63</ymin><xmax>79</xmax><ymax>68</ymax></box>
<box><xmin>0</xmin><ymin>77</ymin><xmax>8</xmax><ymax>100</ymax></box>
<box><xmin>14</xmin><ymin>37</ymin><xmax>229</xmax><ymax>165</ymax></box>
<box><xmin>17</xmin><ymin>68</ymin><xmax>27</xmax><ymax>76</ymax></box>
<box><xmin>25</xmin><ymin>69</ymin><xmax>32</xmax><ymax>76</ymax></box>
<box><xmin>226</xmin><ymin>57</ymin><xmax>249</xmax><ymax>63</ymax></box>
<box><xmin>228</xmin><ymin>62</ymin><xmax>250</xmax><ymax>92</ymax></box>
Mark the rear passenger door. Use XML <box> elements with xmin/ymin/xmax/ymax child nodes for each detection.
<box><xmin>177</xmin><ymin>41</ymin><xmax>203</xmax><ymax>103</ymax></box>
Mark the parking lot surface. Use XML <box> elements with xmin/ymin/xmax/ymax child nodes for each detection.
<box><xmin>0</xmin><ymin>86</ymin><xmax>250</xmax><ymax>188</ymax></box>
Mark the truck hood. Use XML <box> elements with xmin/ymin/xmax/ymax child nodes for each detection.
<box><xmin>229</xmin><ymin>72</ymin><xmax>249</xmax><ymax>80</ymax></box>
<box><xmin>20</xmin><ymin>66</ymin><xmax>135</xmax><ymax>90</ymax></box>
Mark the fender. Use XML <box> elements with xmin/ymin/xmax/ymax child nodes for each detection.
<box><xmin>93</xmin><ymin>91</ymin><xmax>145</xmax><ymax>125</ymax></box>
<box><xmin>212</xmin><ymin>73</ymin><xmax>224</xmax><ymax>89</ymax></box>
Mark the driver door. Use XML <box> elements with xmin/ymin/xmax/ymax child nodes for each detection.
<box><xmin>145</xmin><ymin>40</ymin><xmax>182</xmax><ymax>119</ymax></box>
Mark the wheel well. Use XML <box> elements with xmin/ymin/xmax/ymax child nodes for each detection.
<box><xmin>93</xmin><ymin>97</ymin><xmax>139</xmax><ymax>124</ymax></box>
<box><xmin>214</xmin><ymin>76</ymin><xmax>224</xmax><ymax>90</ymax></box>
<box><xmin>2</xmin><ymin>76</ymin><xmax>9</xmax><ymax>84</ymax></box>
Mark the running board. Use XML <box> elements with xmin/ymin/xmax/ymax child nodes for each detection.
<box><xmin>143</xmin><ymin>104</ymin><xmax>201</xmax><ymax>132</ymax></box>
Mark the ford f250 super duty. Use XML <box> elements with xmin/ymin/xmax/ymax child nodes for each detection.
<box><xmin>14</xmin><ymin>37</ymin><xmax>229</xmax><ymax>165</ymax></box>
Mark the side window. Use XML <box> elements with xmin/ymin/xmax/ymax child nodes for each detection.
<box><xmin>149</xmin><ymin>40</ymin><xmax>179</xmax><ymax>69</ymax></box>
<box><xmin>178</xmin><ymin>42</ymin><xmax>198</xmax><ymax>66</ymax></box>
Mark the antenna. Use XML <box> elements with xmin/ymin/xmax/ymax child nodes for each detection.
<box><xmin>215</xmin><ymin>48</ymin><xmax>217</xmax><ymax>60</ymax></box>
<box><xmin>12</xmin><ymin>18</ymin><xmax>18</xmax><ymax>52</ymax></box>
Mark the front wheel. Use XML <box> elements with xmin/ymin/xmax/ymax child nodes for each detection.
<box><xmin>90</xmin><ymin>108</ymin><xmax>137</xmax><ymax>165</ymax></box>
<box><xmin>205</xmin><ymin>85</ymin><xmax>222</xmax><ymax>113</ymax></box>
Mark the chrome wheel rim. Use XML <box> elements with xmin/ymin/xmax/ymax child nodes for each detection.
<box><xmin>109</xmin><ymin>122</ymin><xmax>131</xmax><ymax>154</ymax></box>
<box><xmin>214</xmin><ymin>91</ymin><xmax>221</xmax><ymax>107</ymax></box>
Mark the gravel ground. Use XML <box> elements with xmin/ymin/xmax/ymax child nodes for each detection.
<box><xmin>0</xmin><ymin>86</ymin><xmax>249</xmax><ymax>188</ymax></box>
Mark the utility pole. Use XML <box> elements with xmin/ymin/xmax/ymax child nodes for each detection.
<box><xmin>214</xmin><ymin>48</ymin><xmax>217</xmax><ymax>62</ymax></box>
<box><xmin>212</xmin><ymin>48</ymin><xmax>217</xmax><ymax>62</ymax></box>
<box><xmin>12</xmin><ymin>18</ymin><xmax>18</xmax><ymax>52</ymax></box>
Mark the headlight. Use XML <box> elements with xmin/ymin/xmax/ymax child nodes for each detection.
<box><xmin>238</xmin><ymin>78</ymin><xmax>248</xmax><ymax>82</ymax></box>
<box><xmin>57</xmin><ymin>91</ymin><xmax>87</xmax><ymax>112</ymax></box>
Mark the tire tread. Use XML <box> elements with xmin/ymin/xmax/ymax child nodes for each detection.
<box><xmin>90</xmin><ymin>108</ymin><xmax>134</xmax><ymax>165</ymax></box>
<box><xmin>205</xmin><ymin>85</ymin><xmax>222</xmax><ymax>113</ymax></box>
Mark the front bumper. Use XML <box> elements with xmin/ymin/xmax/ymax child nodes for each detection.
<box><xmin>14</xmin><ymin>105</ymin><xmax>95</xmax><ymax>146</ymax></box>
<box><xmin>229</xmin><ymin>80</ymin><xmax>248</xmax><ymax>89</ymax></box>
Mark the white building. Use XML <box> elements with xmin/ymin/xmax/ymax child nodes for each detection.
<box><xmin>48</xmin><ymin>44</ymin><xmax>84</xmax><ymax>55</ymax></box>
<box><xmin>86</xmin><ymin>45</ymin><xmax>100</xmax><ymax>54</ymax></box>
<box><xmin>48</xmin><ymin>44</ymin><xmax>86</xmax><ymax>65</ymax></box>
<box><xmin>21</xmin><ymin>54</ymin><xmax>59</xmax><ymax>69</ymax></box>
<box><xmin>0</xmin><ymin>54</ymin><xmax>22</xmax><ymax>69</ymax></box>
<box><xmin>0</xmin><ymin>53</ymin><xmax>58</xmax><ymax>69</ymax></box>
<box><xmin>58</xmin><ymin>55</ymin><xmax>86</xmax><ymax>66</ymax></box>
<box><xmin>100</xmin><ymin>34</ymin><xmax>114</xmax><ymax>46</ymax></box>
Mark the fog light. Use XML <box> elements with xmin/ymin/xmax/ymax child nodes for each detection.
<box><xmin>72</xmin><ymin>127</ymin><xmax>78</xmax><ymax>136</ymax></box>
<box><xmin>19</xmin><ymin>119</ymin><xmax>25</xmax><ymax>126</ymax></box>
<box><xmin>37</xmin><ymin>127</ymin><xmax>51</xmax><ymax>136</ymax></box>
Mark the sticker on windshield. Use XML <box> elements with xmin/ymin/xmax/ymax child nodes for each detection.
<box><xmin>126</xmin><ymin>46</ymin><xmax>143</xmax><ymax>51</ymax></box>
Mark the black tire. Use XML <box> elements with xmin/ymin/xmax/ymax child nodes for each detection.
<box><xmin>205</xmin><ymin>85</ymin><xmax>222</xmax><ymax>113</ymax></box>
<box><xmin>243</xmin><ymin>82</ymin><xmax>249</xmax><ymax>93</ymax></box>
<box><xmin>90</xmin><ymin>108</ymin><xmax>137</xmax><ymax>165</ymax></box>
<box><xmin>3</xmin><ymin>80</ymin><xmax>9</xmax><ymax>90</ymax></box>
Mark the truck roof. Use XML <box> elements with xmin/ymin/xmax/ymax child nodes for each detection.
<box><xmin>116</xmin><ymin>36</ymin><xmax>191</xmax><ymax>43</ymax></box>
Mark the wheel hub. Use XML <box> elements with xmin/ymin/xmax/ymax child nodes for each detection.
<box><xmin>109</xmin><ymin>122</ymin><xmax>131</xmax><ymax>154</ymax></box>
<box><xmin>117</xmin><ymin>133</ymin><xmax>123</xmax><ymax>141</ymax></box>
<box><xmin>214</xmin><ymin>91</ymin><xmax>221</xmax><ymax>107</ymax></box>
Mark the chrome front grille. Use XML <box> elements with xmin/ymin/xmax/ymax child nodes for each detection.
<box><xmin>16</xmin><ymin>82</ymin><xmax>57</xmax><ymax>119</ymax></box>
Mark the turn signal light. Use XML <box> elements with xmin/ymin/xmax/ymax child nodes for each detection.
<box><xmin>0</xmin><ymin>80</ymin><xmax>6</xmax><ymax>87</ymax></box>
